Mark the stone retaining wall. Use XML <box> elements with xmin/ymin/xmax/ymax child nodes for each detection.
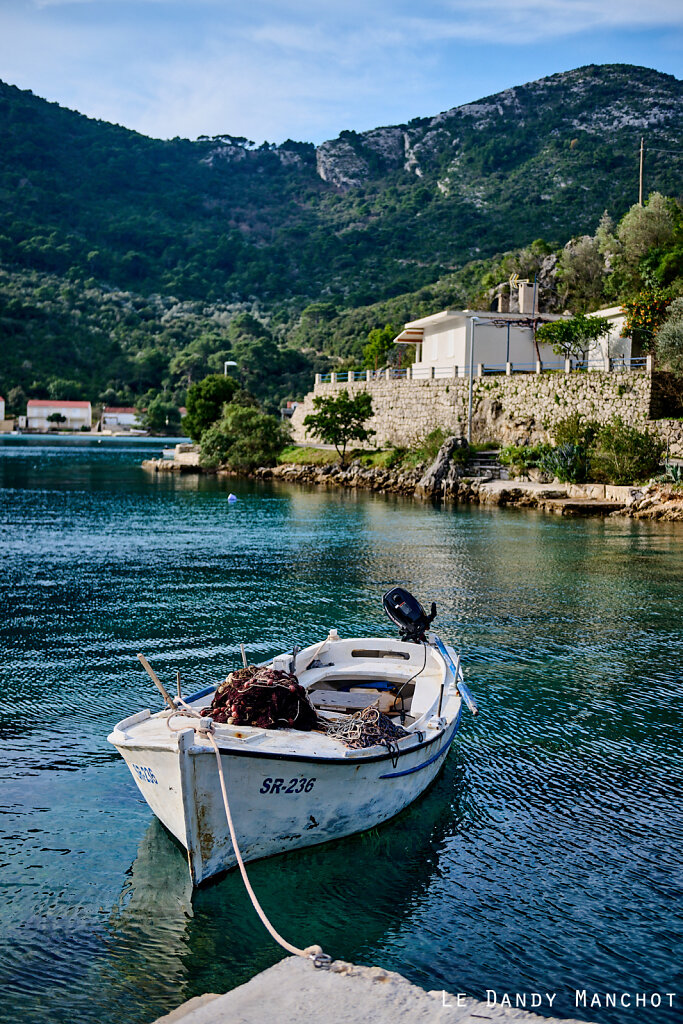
<box><xmin>654</xmin><ymin>419</ymin><xmax>683</xmax><ymax>458</ymax></box>
<box><xmin>290</xmin><ymin>371</ymin><xmax>656</xmax><ymax>447</ymax></box>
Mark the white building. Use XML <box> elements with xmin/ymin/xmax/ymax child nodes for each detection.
<box><xmin>101</xmin><ymin>406</ymin><xmax>143</xmax><ymax>430</ymax></box>
<box><xmin>585</xmin><ymin>306</ymin><xmax>633</xmax><ymax>368</ymax></box>
<box><xmin>393</xmin><ymin>309</ymin><xmax>563</xmax><ymax>377</ymax></box>
<box><xmin>0</xmin><ymin>396</ymin><xmax>5</xmax><ymax>421</ymax></box>
<box><xmin>27</xmin><ymin>400</ymin><xmax>92</xmax><ymax>431</ymax></box>
<box><xmin>393</xmin><ymin>304</ymin><xmax>635</xmax><ymax>377</ymax></box>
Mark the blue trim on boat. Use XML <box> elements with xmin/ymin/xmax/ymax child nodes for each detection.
<box><xmin>339</xmin><ymin>681</ymin><xmax>395</xmax><ymax>692</ymax></box>
<box><xmin>185</xmin><ymin>684</ymin><xmax>215</xmax><ymax>703</ymax></box>
<box><xmin>378</xmin><ymin>706</ymin><xmax>462</xmax><ymax>779</ymax></box>
<box><xmin>378</xmin><ymin>742</ymin><xmax>450</xmax><ymax>779</ymax></box>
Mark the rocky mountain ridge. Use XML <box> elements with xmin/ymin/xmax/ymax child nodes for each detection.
<box><xmin>313</xmin><ymin>64</ymin><xmax>681</xmax><ymax>195</ymax></box>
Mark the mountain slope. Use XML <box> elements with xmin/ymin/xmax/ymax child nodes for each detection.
<box><xmin>1</xmin><ymin>64</ymin><xmax>681</xmax><ymax>309</ymax></box>
<box><xmin>0</xmin><ymin>64</ymin><xmax>682</xmax><ymax>409</ymax></box>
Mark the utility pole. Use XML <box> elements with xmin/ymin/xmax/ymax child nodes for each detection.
<box><xmin>639</xmin><ymin>137</ymin><xmax>644</xmax><ymax>206</ymax></box>
<box><xmin>467</xmin><ymin>317</ymin><xmax>483</xmax><ymax>444</ymax></box>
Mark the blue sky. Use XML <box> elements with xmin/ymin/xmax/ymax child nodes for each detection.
<box><xmin>0</xmin><ymin>1</ymin><xmax>681</xmax><ymax>143</ymax></box>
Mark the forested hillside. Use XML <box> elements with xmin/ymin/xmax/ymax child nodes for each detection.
<box><xmin>1</xmin><ymin>63</ymin><xmax>681</xmax><ymax>413</ymax></box>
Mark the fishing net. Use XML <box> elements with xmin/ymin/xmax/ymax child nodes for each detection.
<box><xmin>201</xmin><ymin>665</ymin><xmax>318</xmax><ymax>731</ymax></box>
<box><xmin>324</xmin><ymin>703</ymin><xmax>409</xmax><ymax>754</ymax></box>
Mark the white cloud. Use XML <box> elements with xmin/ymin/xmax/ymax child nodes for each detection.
<box><xmin>0</xmin><ymin>0</ymin><xmax>680</xmax><ymax>142</ymax></box>
<box><xmin>404</xmin><ymin>0</ymin><xmax>683</xmax><ymax>44</ymax></box>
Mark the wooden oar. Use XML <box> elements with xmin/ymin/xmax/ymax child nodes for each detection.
<box><xmin>137</xmin><ymin>653</ymin><xmax>176</xmax><ymax>710</ymax></box>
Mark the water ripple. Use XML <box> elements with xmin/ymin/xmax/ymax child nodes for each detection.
<box><xmin>1</xmin><ymin>441</ymin><xmax>682</xmax><ymax>1024</ymax></box>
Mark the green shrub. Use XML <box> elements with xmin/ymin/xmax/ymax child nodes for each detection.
<box><xmin>539</xmin><ymin>442</ymin><xmax>590</xmax><ymax>483</ymax></box>
<box><xmin>139</xmin><ymin>395</ymin><xmax>181</xmax><ymax>434</ymax></box>
<box><xmin>498</xmin><ymin>443</ymin><xmax>550</xmax><ymax>476</ymax></box>
<box><xmin>415</xmin><ymin>427</ymin><xmax>449</xmax><ymax>463</ymax></box>
<box><xmin>199</xmin><ymin>405</ymin><xmax>289</xmax><ymax>471</ymax></box>
<box><xmin>661</xmin><ymin>462</ymin><xmax>683</xmax><ymax>485</ymax></box>
<box><xmin>384</xmin><ymin>447</ymin><xmax>408</xmax><ymax>469</ymax></box>
<box><xmin>552</xmin><ymin>412</ymin><xmax>598</xmax><ymax>448</ymax></box>
<box><xmin>589</xmin><ymin>417</ymin><xmax>664</xmax><ymax>485</ymax></box>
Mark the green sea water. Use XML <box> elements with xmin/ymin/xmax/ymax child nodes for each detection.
<box><xmin>1</xmin><ymin>437</ymin><xmax>681</xmax><ymax>1024</ymax></box>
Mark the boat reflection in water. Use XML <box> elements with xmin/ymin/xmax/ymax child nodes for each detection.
<box><xmin>102</xmin><ymin>752</ymin><xmax>468</xmax><ymax>1020</ymax></box>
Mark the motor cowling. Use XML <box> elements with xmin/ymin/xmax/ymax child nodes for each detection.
<box><xmin>382</xmin><ymin>587</ymin><xmax>437</xmax><ymax>643</ymax></box>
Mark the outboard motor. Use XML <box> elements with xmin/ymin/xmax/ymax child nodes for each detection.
<box><xmin>383</xmin><ymin>587</ymin><xmax>437</xmax><ymax>643</ymax></box>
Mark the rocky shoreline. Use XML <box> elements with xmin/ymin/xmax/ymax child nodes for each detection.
<box><xmin>254</xmin><ymin>462</ymin><xmax>683</xmax><ymax>520</ymax></box>
<box><xmin>143</xmin><ymin>442</ymin><xmax>683</xmax><ymax>521</ymax></box>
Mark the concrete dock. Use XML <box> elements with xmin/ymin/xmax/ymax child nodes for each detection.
<box><xmin>153</xmin><ymin>957</ymin><xmax>592</xmax><ymax>1024</ymax></box>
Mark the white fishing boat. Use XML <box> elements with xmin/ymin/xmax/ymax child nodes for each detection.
<box><xmin>108</xmin><ymin>589</ymin><xmax>478</xmax><ymax>885</ymax></box>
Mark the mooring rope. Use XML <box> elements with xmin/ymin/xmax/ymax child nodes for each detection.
<box><xmin>164</xmin><ymin>698</ymin><xmax>330</xmax><ymax>967</ymax></box>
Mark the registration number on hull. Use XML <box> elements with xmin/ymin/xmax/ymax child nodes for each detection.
<box><xmin>131</xmin><ymin>763</ymin><xmax>158</xmax><ymax>785</ymax></box>
<box><xmin>260</xmin><ymin>777</ymin><xmax>316</xmax><ymax>794</ymax></box>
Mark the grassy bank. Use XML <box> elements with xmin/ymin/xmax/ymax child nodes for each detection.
<box><xmin>278</xmin><ymin>430</ymin><xmax>497</xmax><ymax>473</ymax></box>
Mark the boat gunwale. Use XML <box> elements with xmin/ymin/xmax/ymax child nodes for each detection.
<box><xmin>111</xmin><ymin>713</ymin><xmax>457</xmax><ymax>767</ymax></box>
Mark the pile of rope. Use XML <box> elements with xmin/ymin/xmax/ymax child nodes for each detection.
<box><xmin>325</xmin><ymin>703</ymin><xmax>409</xmax><ymax>757</ymax></box>
<box><xmin>201</xmin><ymin>665</ymin><xmax>317</xmax><ymax>730</ymax></box>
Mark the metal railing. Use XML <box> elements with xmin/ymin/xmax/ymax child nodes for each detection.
<box><xmin>314</xmin><ymin>356</ymin><xmax>651</xmax><ymax>387</ymax></box>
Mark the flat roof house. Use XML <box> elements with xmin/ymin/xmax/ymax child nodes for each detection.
<box><xmin>394</xmin><ymin>305</ymin><xmax>635</xmax><ymax>376</ymax></box>
<box><xmin>393</xmin><ymin>309</ymin><xmax>564</xmax><ymax>377</ymax></box>
<box><xmin>27</xmin><ymin>400</ymin><xmax>92</xmax><ymax>431</ymax></box>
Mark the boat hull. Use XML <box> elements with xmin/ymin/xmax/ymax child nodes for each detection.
<box><xmin>115</xmin><ymin>713</ymin><xmax>460</xmax><ymax>884</ymax></box>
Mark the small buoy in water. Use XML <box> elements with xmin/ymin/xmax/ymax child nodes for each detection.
<box><xmin>227</xmin><ymin>493</ymin><xmax>237</xmax><ymax>503</ymax></box>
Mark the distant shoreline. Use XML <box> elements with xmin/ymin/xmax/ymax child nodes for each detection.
<box><xmin>0</xmin><ymin>433</ymin><xmax>191</xmax><ymax>444</ymax></box>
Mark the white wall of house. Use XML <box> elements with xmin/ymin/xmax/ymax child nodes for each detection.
<box><xmin>101</xmin><ymin>407</ymin><xmax>142</xmax><ymax>429</ymax></box>
<box><xmin>396</xmin><ymin>307</ymin><xmax>637</xmax><ymax>374</ymax></box>
<box><xmin>27</xmin><ymin>401</ymin><xmax>92</xmax><ymax>430</ymax></box>
<box><xmin>0</xmin><ymin>397</ymin><xmax>5</xmax><ymax>421</ymax></box>
<box><xmin>399</xmin><ymin>311</ymin><xmax>559</xmax><ymax>376</ymax></box>
<box><xmin>585</xmin><ymin>307</ymin><xmax>632</xmax><ymax>367</ymax></box>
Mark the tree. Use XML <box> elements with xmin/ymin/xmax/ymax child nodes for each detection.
<box><xmin>299</xmin><ymin>302</ymin><xmax>338</xmax><ymax>327</ymax></box>
<box><xmin>556</xmin><ymin>235</ymin><xmax>606</xmax><ymax>310</ymax></box>
<box><xmin>621</xmin><ymin>290</ymin><xmax>674</xmax><ymax>351</ymax></box>
<box><xmin>47</xmin><ymin>378</ymin><xmax>83</xmax><ymax>400</ymax></box>
<box><xmin>303</xmin><ymin>389</ymin><xmax>375</xmax><ymax>467</ymax></box>
<box><xmin>199</xmin><ymin>405</ymin><xmax>289</xmax><ymax>471</ymax></box>
<box><xmin>362</xmin><ymin>324</ymin><xmax>396</xmax><ymax>369</ymax></box>
<box><xmin>183</xmin><ymin>374</ymin><xmax>238</xmax><ymax>441</ymax></box>
<box><xmin>47</xmin><ymin>412</ymin><xmax>66</xmax><ymax>426</ymax></box>
<box><xmin>536</xmin><ymin>314</ymin><xmax>610</xmax><ymax>360</ymax></box>
<box><xmin>139</xmin><ymin>395</ymin><xmax>181</xmax><ymax>435</ymax></box>
<box><xmin>7</xmin><ymin>386</ymin><xmax>27</xmax><ymax>414</ymax></box>
<box><xmin>615</xmin><ymin>193</ymin><xmax>676</xmax><ymax>291</ymax></box>
<box><xmin>169</xmin><ymin>331</ymin><xmax>231</xmax><ymax>387</ymax></box>
<box><xmin>656</xmin><ymin>297</ymin><xmax>683</xmax><ymax>375</ymax></box>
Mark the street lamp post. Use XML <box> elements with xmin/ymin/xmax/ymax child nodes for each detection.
<box><xmin>467</xmin><ymin>317</ymin><xmax>484</xmax><ymax>444</ymax></box>
<box><xmin>224</xmin><ymin>360</ymin><xmax>237</xmax><ymax>376</ymax></box>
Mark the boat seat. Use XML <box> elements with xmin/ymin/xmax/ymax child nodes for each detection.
<box><xmin>309</xmin><ymin>690</ymin><xmax>396</xmax><ymax>714</ymax></box>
